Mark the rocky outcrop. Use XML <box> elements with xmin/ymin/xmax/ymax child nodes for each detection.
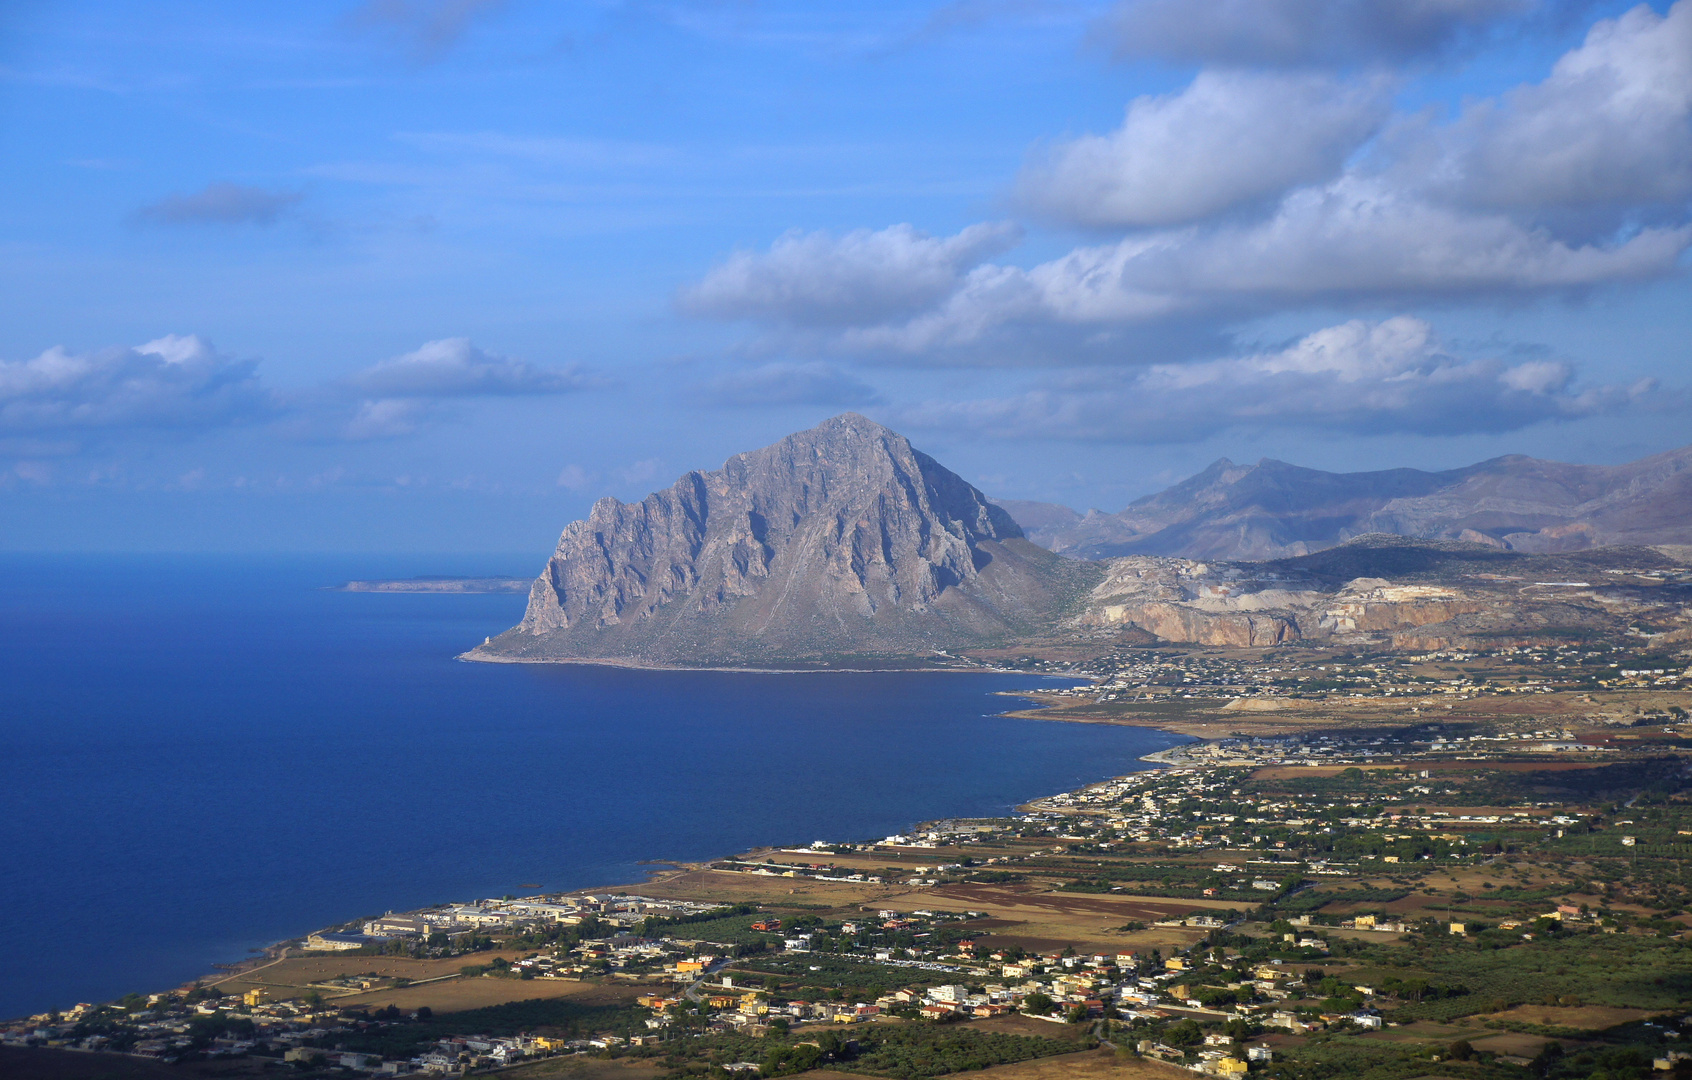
<box><xmin>467</xmin><ymin>414</ymin><xmax>1097</xmax><ymax>666</ymax></box>
<box><xmin>1017</xmin><ymin>444</ymin><xmax>1692</xmax><ymax>562</ymax></box>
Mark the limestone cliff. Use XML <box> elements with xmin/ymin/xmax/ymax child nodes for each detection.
<box><xmin>467</xmin><ymin>414</ymin><xmax>1096</xmax><ymax>666</ymax></box>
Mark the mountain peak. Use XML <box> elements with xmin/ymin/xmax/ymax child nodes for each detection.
<box><xmin>468</xmin><ymin>417</ymin><xmax>1082</xmax><ymax>666</ymax></box>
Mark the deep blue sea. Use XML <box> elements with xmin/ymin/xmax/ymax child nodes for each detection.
<box><xmin>0</xmin><ymin>554</ymin><xmax>1188</xmax><ymax>1019</ymax></box>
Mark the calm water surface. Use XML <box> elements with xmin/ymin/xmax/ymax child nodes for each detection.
<box><xmin>0</xmin><ymin>555</ymin><xmax>1188</xmax><ymax>1018</ymax></box>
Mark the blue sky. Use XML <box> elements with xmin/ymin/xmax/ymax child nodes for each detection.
<box><xmin>1</xmin><ymin>0</ymin><xmax>1689</xmax><ymax>553</ymax></box>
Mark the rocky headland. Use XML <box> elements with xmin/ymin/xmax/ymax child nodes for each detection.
<box><xmin>464</xmin><ymin>414</ymin><xmax>1097</xmax><ymax>667</ymax></box>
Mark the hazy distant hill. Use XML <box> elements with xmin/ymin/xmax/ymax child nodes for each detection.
<box><xmin>467</xmin><ymin>414</ymin><xmax>1096</xmax><ymax>666</ymax></box>
<box><xmin>1009</xmin><ymin>445</ymin><xmax>1692</xmax><ymax>561</ymax></box>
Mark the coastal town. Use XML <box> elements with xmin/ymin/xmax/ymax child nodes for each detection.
<box><xmin>6</xmin><ymin>638</ymin><xmax>1691</xmax><ymax>1080</ymax></box>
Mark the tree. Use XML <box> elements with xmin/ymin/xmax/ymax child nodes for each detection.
<box><xmin>1449</xmin><ymin>1039</ymin><xmax>1473</xmax><ymax>1061</ymax></box>
<box><xmin>1164</xmin><ymin>1020</ymin><xmax>1202</xmax><ymax>1047</ymax></box>
<box><xmin>1023</xmin><ymin>993</ymin><xmax>1054</xmax><ymax>1016</ymax></box>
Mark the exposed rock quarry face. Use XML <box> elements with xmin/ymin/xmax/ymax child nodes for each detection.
<box><xmin>1077</xmin><ymin>556</ymin><xmax>1308</xmax><ymax>646</ymax></box>
<box><xmin>1017</xmin><ymin>445</ymin><xmax>1692</xmax><ymax>561</ymax></box>
<box><xmin>469</xmin><ymin>414</ymin><xmax>1094</xmax><ymax>665</ymax></box>
<box><xmin>1066</xmin><ymin>537</ymin><xmax>1690</xmax><ymax>651</ymax></box>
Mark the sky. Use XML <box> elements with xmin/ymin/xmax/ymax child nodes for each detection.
<box><xmin>1</xmin><ymin>0</ymin><xmax>1689</xmax><ymax>554</ymax></box>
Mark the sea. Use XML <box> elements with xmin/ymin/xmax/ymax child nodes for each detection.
<box><xmin>0</xmin><ymin>554</ymin><xmax>1190</xmax><ymax>1020</ymax></box>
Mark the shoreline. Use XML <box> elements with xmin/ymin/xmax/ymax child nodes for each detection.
<box><xmin>455</xmin><ymin>650</ymin><xmax>1032</xmax><ymax>675</ymax></box>
<box><xmin>119</xmin><ymin>684</ymin><xmax>1178</xmax><ymax>1020</ymax></box>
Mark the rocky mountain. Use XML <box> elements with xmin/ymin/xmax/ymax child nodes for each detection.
<box><xmin>1017</xmin><ymin>444</ymin><xmax>1692</xmax><ymax>562</ymax></box>
<box><xmin>466</xmin><ymin>414</ymin><xmax>1096</xmax><ymax>666</ymax></box>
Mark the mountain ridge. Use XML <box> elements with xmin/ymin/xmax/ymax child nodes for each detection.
<box><xmin>1006</xmin><ymin>443</ymin><xmax>1692</xmax><ymax>561</ymax></box>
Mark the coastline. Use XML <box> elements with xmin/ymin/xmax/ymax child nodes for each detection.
<box><xmin>152</xmin><ymin>684</ymin><xmax>1179</xmax><ymax>1012</ymax></box>
<box><xmin>455</xmin><ymin>650</ymin><xmax>1023</xmax><ymax>675</ymax></box>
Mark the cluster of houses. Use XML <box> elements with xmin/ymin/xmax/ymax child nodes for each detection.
<box><xmin>303</xmin><ymin>894</ymin><xmax>724</xmax><ymax>953</ymax></box>
<box><xmin>1</xmin><ymin>993</ymin><xmax>384</xmax><ymax>1068</ymax></box>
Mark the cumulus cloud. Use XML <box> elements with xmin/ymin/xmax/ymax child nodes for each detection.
<box><xmin>701</xmin><ymin>362</ymin><xmax>883</xmax><ymax>407</ymax></box>
<box><xmin>1096</xmin><ymin>0</ymin><xmax>1536</xmax><ymax>68</ymax></box>
<box><xmin>680</xmin><ymin>222</ymin><xmax>1022</xmax><ymax>326</ymax></box>
<box><xmin>345</xmin><ymin>338</ymin><xmax>602</xmax><ymax>397</ymax></box>
<box><xmin>352</xmin><ymin>0</ymin><xmax>506</xmax><ymax>61</ymax></box>
<box><xmin>135</xmin><ymin>183</ymin><xmax>304</xmax><ymax>226</ymax></box>
<box><xmin>314</xmin><ymin>339</ymin><xmax>607</xmax><ymax>441</ymax></box>
<box><xmin>893</xmin><ymin>317</ymin><xmax>1655</xmax><ymax>442</ymax></box>
<box><xmin>1422</xmin><ymin>0</ymin><xmax>1692</xmax><ymax>231</ymax></box>
<box><xmin>1016</xmin><ymin>71</ymin><xmax>1390</xmax><ymax>228</ymax></box>
<box><xmin>0</xmin><ymin>335</ymin><xmax>271</xmax><ymax>434</ymax></box>
<box><xmin>845</xmin><ymin>177</ymin><xmax>1688</xmax><ymax>353</ymax></box>
<box><xmin>688</xmin><ymin>2</ymin><xmax>1692</xmax><ymax>359</ymax></box>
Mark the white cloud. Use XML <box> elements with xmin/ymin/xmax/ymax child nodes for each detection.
<box><xmin>690</xmin><ymin>3</ymin><xmax>1692</xmax><ymax>359</ymax></box>
<box><xmin>893</xmin><ymin>316</ymin><xmax>1656</xmax><ymax>442</ymax></box>
<box><xmin>0</xmin><ymin>335</ymin><xmax>271</xmax><ymax>434</ymax></box>
<box><xmin>346</xmin><ymin>338</ymin><xmax>602</xmax><ymax>397</ymax></box>
<box><xmin>340</xmin><ymin>397</ymin><xmax>431</xmax><ymax>440</ymax></box>
<box><xmin>701</xmin><ymin>362</ymin><xmax>883</xmax><ymax>407</ymax></box>
<box><xmin>846</xmin><ymin>177</ymin><xmax>1689</xmax><ymax>353</ymax></box>
<box><xmin>679</xmin><ymin>222</ymin><xmax>1022</xmax><ymax>326</ymax></box>
<box><xmin>556</xmin><ymin>464</ymin><xmax>597</xmax><ymax>490</ymax></box>
<box><xmin>1016</xmin><ymin>71</ymin><xmax>1390</xmax><ymax>227</ymax></box>
<box><xmin>135</xmin><ymin>183</ymin><xmax>304</xmax><ymax>226</ymax></box>
<box><xmin>1096</xmin><ymin>0</ymin><xmax>1536</xmax><ymax>67</ymax></box>
<box><xmin>1425</xmin><ymin>0</ymin><xmax>1692</xmax><ymax>227</ymax></box>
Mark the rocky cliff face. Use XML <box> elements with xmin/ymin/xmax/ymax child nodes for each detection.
<box><xmin>1020</xmin><ymin>445</ymin><xmax>1692</xmax><ymax>562</ymax></box>
<box><xmin>468</xmin><ymin>414</ymin><xmax>1095</xmax><ymax>666</ymax></box>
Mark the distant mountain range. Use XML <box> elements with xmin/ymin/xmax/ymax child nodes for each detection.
<box><xmin>465</xmin><ymin>417</ymin><xmax>1692</xmax><ymax>666</ymax></box>
<box><xmin>999</xmin><ymin>445</ymin><xmax>1692</xmax><ymax>561</ymax></box>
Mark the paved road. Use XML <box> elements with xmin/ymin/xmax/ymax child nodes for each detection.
<box><xmin>682</xmin><ymin>957</ymin><xmax>736</xmax><ymax>1003</ymax></box>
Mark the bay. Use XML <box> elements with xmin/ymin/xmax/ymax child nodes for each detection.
<box><xmin>0</xmin><ymin>554</ymin><xmax>1188</xmax><ymax>1019</ymax></box>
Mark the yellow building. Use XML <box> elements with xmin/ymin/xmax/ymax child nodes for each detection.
<box><xmin>1214</xmin><ymin>1058</ymin><xmax>1248</xmax><ymax>1077</ymax></box>
<box><xmin>242</xmin><ymin>989</ymin><xmax>266</xmax><ymax>1007</ymax></box>
<box><xmin>1165</xmin><ymin>957</ymin><xmax>1188</xmax><ymax>971</ymax></box>
<box><xmin>739</xmin><ymin>993</ymin><xmax>768</xmax><ymax>1016</ymax></box>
